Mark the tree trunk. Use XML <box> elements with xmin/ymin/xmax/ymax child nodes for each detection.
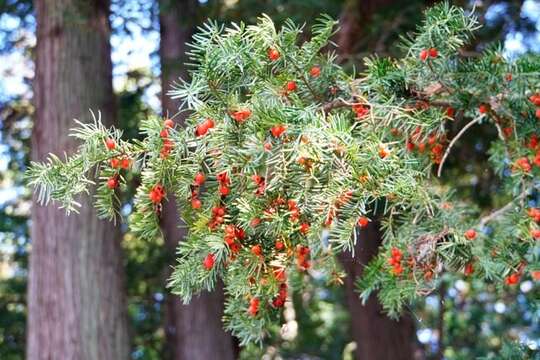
<box><xmin>337</xmin><ymin>0</ymin><xmax>437</xmax><ymax>58</ymax></box>
<box><xmin>339</xmin><ymin>221</ymin><xmax>419</xmax><ymax>360</ymax></box>
<box><xmin>159</xmin><ymin>1</ymin><xmax>237</xmax><ymax>359</ymax></box>
<box><xmin>28</xmin><ymin>1</ymin><xmax>129</xmax><ymax>359</ymax></box>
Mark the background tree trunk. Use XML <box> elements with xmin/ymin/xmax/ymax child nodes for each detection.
<box><xmin>158</xmin><ymin>1</ymin><xmax>237</xmax><ymax>359</ymax></box>
<box><xmin>339</xmin><ymin>221</ymin><xmax>419</xmax><ymax>360</ymax></box>
<box><xmin>27</xmin><ymin>1</ymin><xmax>129</xmax><ymax>359</ymax></box>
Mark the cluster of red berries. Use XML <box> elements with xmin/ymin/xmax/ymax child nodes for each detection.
<box><xmin>296</xmin><ymin>245</ymin><xmax>311</xmax><ymax>270</ymax></box>
<box><xmin>149</xmin><ymin>184</ymin><xmax>166</xmax><ymax>204</ymax></box>
<box><xmin>217</xmin><ymin>171</ymin><xmax>231</xmax><ymax>196</ymax></box>
<box><xmin>223</xmin><ymin>224</ymin><xmax>245</xmax><ymax>255</ymax></box>
<box><xmin>419</xmin><ymin>48</ymin><xmax>438</xmax><ymax>61</ymax></box>
<box><xmin>513</xmin><ymin>133</ymin><xmax>540</xmax><ymax>173</ymax></box>
<box><xmin>251</xmin><ymin>174</ymin><xmax>266</xmax><ymax>196</ymax></box>
<box><xmin>272</xmin><ymin>283</ymin><xmax>288</xmax><ymax>308</ymax></box>
<box><xmin>208</xmin><ymin>206</ymin><xmax>226</xmax><ymax>230</ymax></box>
<box><xmin>464</xmin><ymin>228</ymin><xmax>477</xmax><ymax>240</ymax></box>
<box><xmin>270</xmin><ymin>124</ymin><xmax>286</xmax><ymax>138</ymax></box>
<box><xmin>195</xmin><ymin>118</ymin><xmax>215</xmax><ymax>137</ymax></box>
<box><xmin>248</xmin><ymin>297</ymin><xmax>260</xmax><ymax>316</ymax></box>
<box><xmin>191</xmin><ymin>172</ymin><xmax>205</xmax><ymax>209</ymax></box>
<box><xmin>387</xmin><ymin>247</ymin><xmax>404</xmax><ymax>276</ymax></box>
<box><xmin>352</xmin><ymin>103</ymin><xmax>369</xmax><ymax>120</ymax></box>
<box><xmin>110</xmin><ymin>156</ymin><xmax>131</xmax><ymax>170</ymax></box>
<box><xmin>231</xmin><ymin>109</ymin><xmax>252</xmax><ymax>123</ymax></box>
<box><xmin>406</xmin><ymin>127</ymin><xmax>445</xmax><ymax>164</ymax></box>
<box><xmin>529</xmin><ymin>93</ymin><xmax>540</xmax><ymax>119</ymax></box>
<box><xmin>527</xmin><ymin>208</ymin><xmax>540</xmax><ymax>239</ymax></box>
<box><xmin>287</xmin><ymin>199</ymin><xmax>300</xmax><ymax>222</ymax></box>
<box><xmin>203</xmin><ymin>253</ymin><xmax>215</xmax><ymax>270</ymax></box>
<box><xmin>104</xmin><ymin>138</ymin><xmax>132</xmax><ymax>190</ymax></box>
<box><xmin>160</xmin><ymin>119</ymin><xmax>175</xmax><ymax>158</ymax></box>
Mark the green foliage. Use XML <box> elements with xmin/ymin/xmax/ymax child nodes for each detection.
<box><xmin>26</xmin><ymin>3</ymin><xmax>540</xmax><ymax>347</ymax></box>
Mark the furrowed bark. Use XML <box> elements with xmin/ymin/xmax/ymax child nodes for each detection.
<box><xmin>28</xmin><ymin>0</ymin><xmax>128</xmax><ymax>359</ymax></box>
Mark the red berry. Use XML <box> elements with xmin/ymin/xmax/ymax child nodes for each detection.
<box><xmin>110</xmin><ymin>158</ymin><xmax>120</xmax><ymax>169</ymax></box>
<box><xmin>286</xmin><ymin>81</ymin><xmax>297</xmax><ymax>92</ymax></box>
<box><xmin>516</xmin><ymin>157</ymin><xmax>531</xmax><ymax>172</ymax></box>
<box><xmin>107</xmin><ymin>177</ymin><xmax>118</xmax><ymax>189</ymax></box>
<box><xmin>536</xmin><ymin>108</ymin><xmax>540</xmax><ymax>120</ymax></box>
<box><xmin>310</xmin><ymin>66</ymin><xmax>321</xmax><ymax>77</ymax></box>
<box><xmin>204</xmin><ymin>118</ymin><xmax>215</xmax><ymax>129</ymax></box>
<box><xmin>531</xmin><ymin>229</ymin><xmax>540</xmax><ymax>239</ymax></box>
<box><xmin>203</xmin><ymin>253</ymin><xmax>215</xmax><ymax>270</ymax></box>
<box><xmin>532</xmin><ymin>271</ymin><xmax>540</xmax><ymax>281</ymax></box>
<box><xmin>479</xmin><ymin>104</ymin><xmax>489</xmax><ymax>114</ymax></box>
<box><xmin>251</xmin><ymin>244</ymin><xmax>262</xmax><ymax>256</ymax></box>
<box><xmin>428</xmin><ymin>47</ymin><xmax>438</xmax><ymax>58</ymax></box>
<box><xmin>464</xmin><ymin>262</ymin><xmax>474</xmax><ymax>276</ymax></box>
<box><xmin>120</xmin><ymin>158</ymin><xmax>131</xmax><ymax>169</ymax></box>
<box><xmin>505</xmin><ymin>273</ymin><xmax>519</xmax><ymax>285</ymax></box>
<box><xmin>464</xmin><ymin>229</ymin><xmax>477</xmax><ymax>240</ymax></box>
<box><xmin>105</xmin><ymin>138</ymin><xmax>116</xmax><ymax>150</ymax></box>
<box><xmin>195</xmin><ymin>122</ymin><xmax>209</xmax><ymax>137</ymax></box>
<box><xmin>391</xmin><ymin>247</ymin><xmax>402</xmax><ymax>259</ymax></box>
<box><xmin>264</xmin><ymin>142</ymin><xmax>272</xmax><ymax>151</ymax></box>
<box><xmin>164</xmin><ymin>119</ymin><xmax>174</xmax><ymax>128</ymax></box>
<box><xmin>194</xmin><ymin>172</ymin><xmax>205</xmax><ymax>186</ymax></box>
<box><xmin>191</xmin><ymin>198</ymin><xmax>202</xmax><ymax>209</ymax></box>
<box><xmin>357</xmin><ymin>216</ymin><xmax>369</xmax><ymax>228</ymax></box>
<box><xmin>248</xmin><ymin>297</ymin><xmax>260</xmax><ymax>316</ymax></box>
<box><xmin>267</xmin><ymin>48</ymin><xmax>280</xmax><ymax>61</ymax></box>
<box><xmin>529</xmin><ymin>94</ymin><xmax>540</xmax><ymax>106</ymax></box>
<box><xmin>270</xmin><ymin>125</ymin><xmax>286</xmax><ymax>138</ymax></box>
<box><xmin>273</xmin><ymin>268</ymin><xmax>286</xmax><ymax>282</ymax></box>
<box><xmin>392</xmin><ymin>265</ymin><xmax>403</xmax><ymax>275</ymax></box>
<box><xmin>505</xmin><ymin>73</ymin><xmax>512</xmax><ymax>81</ymax></box>
<box><xmin>299</xmin><ymin>222</ymin><xmax>310</xmax><ymax>235</ymax></box>
<box><xmin>160</xmin><ymin>129</ymin><xmax>169</xmax><ymax>138</ymax></box>
<box><xmin>446</xmin><ymin>107</ymin><xmax>455</xmax><ymax>118</ymax></box>
<box><xmin>231</xmin><ymin>109</ymin><xmax>251</xmax><ymax>123</ymax></box>
<box><xmin>419</xmin><ymin>49</ymin><xmax>428</xmax><ymax>61</ymax></box>
<box><xmin>219</xmin><ymin>186</ymin><xmax>230</xmax><ymax>196</ymax></box>
<box><xmin>275</xmin><ymin>241</ymin><xmax>284</xmax><ymax>250</ymax></box>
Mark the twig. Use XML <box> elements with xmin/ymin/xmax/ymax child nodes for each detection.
<box><xmin>321</xmin><ymin>97</ymin><xmax>354</xmax><ymax>113</ymax></box>
<box><xmin>437</xmin><ymin>115</ymin><xmax>483</xmax><ymax>177</ymax></box>
<box><xmin>479</xmin><ymin>189</ymin><xmax>530</xmax><ymax>227</ymax></box>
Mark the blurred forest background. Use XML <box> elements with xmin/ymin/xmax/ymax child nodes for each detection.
<box><xmin>0</xmin><ymin>0</ymin><xmax>539</xmax><ymax>359</ymax></box>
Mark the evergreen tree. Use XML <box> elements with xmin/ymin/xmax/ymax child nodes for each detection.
<box><xmin>26</xmin><ymin>3</ymin><xmax>540</xmax><ymax>348</ymax></box>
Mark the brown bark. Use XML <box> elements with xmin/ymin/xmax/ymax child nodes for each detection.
<box><xmin>28</xmin><ymin>1</ymin><xmax>129</xmax><ymax>359</ymax></box>
<box><xmin>339</xmin><ymin>221</ymin><xmax>418</xmax><ymax>360</ymax></box>
<box><xmin>159</xmin><ymin>1</ymin><xmax>237</xmax><ymax>359</ymax></box>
